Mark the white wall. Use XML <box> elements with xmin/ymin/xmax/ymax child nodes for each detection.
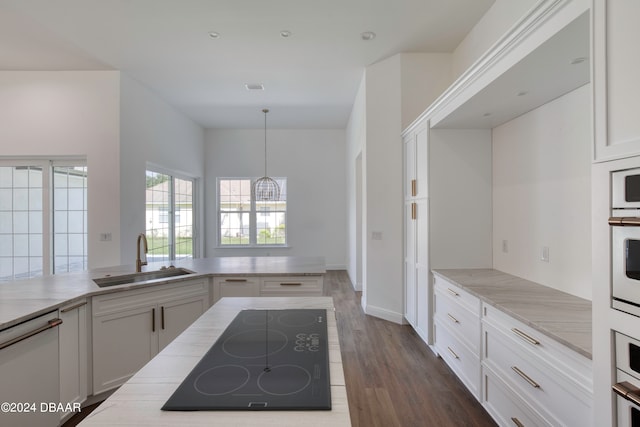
<box><xmin>345</xmin><ymin>76</ymin><xmax>366</xmax><ymax>290</ymax></box>
<box><xmin>0</xmin><ymin>71</ymin><xmax>121</xmax><ymax>268</ymax></box>
<box><xmin>119</xmin><ymin>74</ymin><xmax>205</xmax><ymax>265</ymax></box>
<box><xmin>492</xmin><ymin>84</ymin><xmax>591</xmax><ymax>299</ymax></box>
<box><xmin>452</xmin><ymin>0</ymin><xmax>538</xmax><ymax>79</ymax></box>
<box><xmin>204</xmin><ymin>128</ymin><xmax>347</xmax><ymax>269</ymax></box>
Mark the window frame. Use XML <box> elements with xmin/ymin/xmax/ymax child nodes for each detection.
<box><xmin>145</xmin><ymin>165</ymin><xmax>198</xmax><ymax>261</ymax></box>
<box><xmin>217</xmin><ymin>177</ymin><xmax>288</xmax><ymax>248</ymax></box>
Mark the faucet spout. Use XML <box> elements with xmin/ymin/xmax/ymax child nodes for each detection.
<box><xmin>136</xmin><ymin>233</ymin><xmax>148</xmax><ymax>273</ymax></box>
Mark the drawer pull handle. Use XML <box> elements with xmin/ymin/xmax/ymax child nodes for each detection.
<box><xmin>511</xmin><ymin>417</ymin><xmax>525</xmax><ymax>427</ymax></box>
<box><xmin>0</xmin><ymin>318</ymin><xmax>63</xmax><ymax>351</ymax></box>
<box><xmin>613</xmin><ymin>381</ymin><xmax>640</xmax><ymax>407</ymax></box>
<box><xmin>411</xmin><ymin>179</ymin><xmax>417</xmax><ymax>197</ymax></box>
<box><xmin>447</xmin><ymin>313</ymin><xmax>459</xmax><ymax>324</ymax></box>
<box><xmin>446</xmin><ymin>288</ymin><xmax>459</xmax><ymax>297</ymax></box>
<box><xmin>225</xmin><ymin>279</ymin><xmax>247</xmax><ymax>282</ymax></box>
<box><xmin>511</xmin><ymin>328</ymin><xmax>540</xmax><ymax>346</ymax></box>
<box><xmin>511</xmin><ymin>366</ymin><xmax>540</xmax><ymax>389</ymax></box>
<box><xmin>447</xmin><ymin>346</ymin><xmax>460</xmax><ymax>360</ymax></box>
<box><xmin>280</xmin><ymin>282</ymin><xmax>302</xmax><ymax>286</ymax></box>
<box><xmin>60</xmin><ymin>301</ymin><xmax>88</xmax><ymax>313</ymax></box>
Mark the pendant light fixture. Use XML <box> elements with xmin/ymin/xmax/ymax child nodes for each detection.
<box><xmin>252</xmin><ymin>108</ymin><xmax>281</xmax><ymax>201</ymax></box>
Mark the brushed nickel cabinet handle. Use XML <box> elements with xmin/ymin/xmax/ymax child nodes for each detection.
<box><xmin>411</xmin><ymin>179</ymin><xmax>417</xmax><ymax>197</ymax></box>
<box><xmin>152</xmin><ymin>308</ymin><xmax>156</xmax><ymax>333</ymax></box>
<box><xmin>609</xmin><ymin>217</ymin><xmax>640</xmax><ymax>226</ymax></box>
<box><xmin>447</xmin><ymin>346</ymin><xmax>459</xmax><ymax>360</ymax></box>
<box><xmin>225</xmin><ymin>278</ymin><xmax>248</xmax><ymax>282</ymax></box>
<box><xmin>0</xmin><ymin>318</ymin><xmax>63</xmax><ymax>351</ymax></box>
<box><xmin>511</xmin><ymin>366</ymin><xmax>540</xmax><ymax>389</ymax></box>
<box><xmin>161</xmin><ymin>306</ymin><xmax>165</xmax><ymax>330</ymax></box>
<box><xmin>60</xmin><ymin>301</ymin><xmax>88</xmax><ymax>313</ymax></box>
<box><xmin>511</xmin><ymin>417</ymin><xmax>525</xmax><ymax>427</ymax></box>
<box><xmin>280</xmin><ymin>282</ymin><xmax>302</xmax><ymax>286</ymax></box>
<box><xmin>613</xmin><ymin>381</ymin><xmax>640</xmax><ymax>407</ymax></box>
<box><xmin>447</xmin><ymin>313</ymin><xmax>459</xmax><ymax>324</ymax></box>
<box><xmin>446</xmin><ymin>288</ymin><xmax>459</xmax><ymax>297</ymax></box>
<box><xmin>511</xmin><ymin>328</ymin><xmax>540</xmax><ymax>346</ymax></box>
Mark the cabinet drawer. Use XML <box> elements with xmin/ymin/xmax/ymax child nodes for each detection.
<box><xmin>434</xmin><ymin>287</ymin><xmax>480</xmax><ymax>354</ymax></box>
<box><xmin>433</xmin><ymin>274</ymin><xmax>480</xmax><ymax>315</ymax></box>
<box><xmin>434</xmin><ymin>319</ymin><xmax>480</xmax><ymax>399</ymax></box>
<box><xmin>215</xmin><ymin>277</ymin><xmax>260</xmax><ymax>298</ymax></box>
<box><xmin>482</xmin><ymin>365</ymin><xmax>550</xmax><ymax>427</ymax></box>
<box><xmin>93</xmin><ymin>279</ymin><xmax>208</xmax><ymax>316</ymax></box>
<box><xmin>260</xmin><ymin>276</ymin><xmax>323</xmax><ymax>296</ymax></box>
<box><xmin>482</xmin><ymin>304</ymin><xmax>592</xmax><ymax>388</ymax></box>
<box><xmin>483</xmin><ymin>322</ymin><xmax>591</xmax><ymax>427</ymax></box>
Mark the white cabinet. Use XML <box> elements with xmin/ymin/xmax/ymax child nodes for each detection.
<box><xmin>214</xmin><ymin>276</ymin><xmax>261</xmax><ymax>302</ymax></box>
<box><xmin>59</xmin><ymin>299</ymin><xmax>88</xmax><ymax>422</ymax></box>
<box><xmin>212</xmin><ymin>275</ymin><xmax>324</xmax><ymax>304</ymax></box>
<box><xmin>0</xmin><ymin>311</ymin><xmax>62</xmax><ymax>427</ymax></box>
<box><xmin>403</xmin><ymin>124</ymin><xmax>430</xmax><ymax>342</ymax></box>
<box><xmin>260</xmin><ymin>276</ymin><xmax>324</xmax><ymax>296</ymax></box>
<box><xmin>594</xmin><ymin>0</ymin><xmax>640</xmax><ymax>161</ymax></box>
<box><xmin>433</xmin><ymin>275</ymin><xmax>481</xmax><ymax>398</ymax></box>
<box><xmin>92</xmin><ymin>279</ymin><xmax>208</xmax><ymax>394</ymax></box>
<box><xmin>481</xmin><ymin>304</ymin><xmax>592</xmax><ymax>427</ymax></box>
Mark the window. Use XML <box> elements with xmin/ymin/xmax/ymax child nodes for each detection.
<box><xmin>218</xmin><ymin>178</ymin><xmax>287</xmax><ymax>246</ymax></box>
<box><xmin>0</xmin><ymin>161</ymin><xmax>87</xmax><ymax>282</ymax></box>
<box><xmin>146</xmin><ymin>169</ymin><xmax>196</xmax><ymax>262</ymax></box>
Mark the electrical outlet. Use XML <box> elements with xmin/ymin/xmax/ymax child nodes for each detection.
<box><xmin>541</xmin><ymin>246</ymin><xmax>549</xmax><ymax>262</ymax></box>
<box><xmin>99</xmin><ymin>233</ymin><xmax>112</xmax><ymax>242</ymax></box>
<box><xmin>502</xmin><ymin>240</ymin><xmax>508</xmax><ymax>253</ymax></box>
<box><xmin>372</xmin><ymin>231</ymin><xmax>383</xmax><ymax>240</ymax></box>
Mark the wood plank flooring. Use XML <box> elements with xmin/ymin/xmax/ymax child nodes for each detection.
<box><xmin>64</xmin><ymin>270</ymin><xmax>496</xmax><ymax>427</ymax></box>
<box><xmin>329</xmin><ymin>270</ymin><xmax>496</xmax><ymax>427</ymax></box>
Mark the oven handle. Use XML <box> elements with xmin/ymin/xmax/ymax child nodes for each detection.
<box><xmin>609</xmin><ymin>217</ymin><xmax>640</xmax><ymax>226</ymax></box>
<box><xmin>613</xmin><ymin>381</ymin><xmax>640</xmax><ymax>407</ymax></box>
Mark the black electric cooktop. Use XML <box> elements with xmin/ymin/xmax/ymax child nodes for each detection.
<box><xmin>162</xmin><ymin>309</ymin><xmax>331</xmax><ymax>411</ymax></box>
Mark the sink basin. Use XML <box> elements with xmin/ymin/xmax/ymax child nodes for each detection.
<box><xmin>93</xmin><ymin>268</ymin><xmax>194</xmax><ymax>287</ymax></box>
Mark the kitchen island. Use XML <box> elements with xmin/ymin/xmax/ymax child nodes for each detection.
<box><xmin>78</xmin><ymin>296</ymin><xmax>351</xmax><ymax>426</ymax></box>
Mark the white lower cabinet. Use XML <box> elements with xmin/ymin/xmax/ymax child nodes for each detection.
<box><xmin>0</xmin><ymin>311</ymin><xmax>62</xmax><ymax>427</ymax></box>
<box><xmin>481</xmin><ymin>304</ymin><xmax>592</xmax><ymax>427</ymax></box>
<box><xmin>59</xmin><ymin>299</ymin><xmax>88</xmax><ymax>422</ymax></box>
<box><xmin>260</xmin><ymin>276</ymin><xmax>324</xmax><ymax>296</ymax></box>
<box><xmin>433</xmin><ymin>276</ymin><xmax>481</xmax><ymax>399</ymax></box>
<box><xmin>433</xmin><ymin>274</ymin><xmax>593</xmax><ymax>427</ymax></box>
<box><xmin>92</xmin><ymin>279</ymin><xmax>208</xmax><ymax>394</ymax></box>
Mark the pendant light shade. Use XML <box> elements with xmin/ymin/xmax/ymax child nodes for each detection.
<box><xmin>252</xmin><ymin>109</ymin><xmax>281</xmax><ymax>201</ymax></box>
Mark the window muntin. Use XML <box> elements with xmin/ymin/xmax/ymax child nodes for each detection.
<box><xmin>0</xmin><ymin>161</ymin><xmax>87</xmax><ymax>282</ymax></box>
<box><xmin>218</xmin><ymin>178</ymin><xmax>286</xmax><ymax>246</ymax></box>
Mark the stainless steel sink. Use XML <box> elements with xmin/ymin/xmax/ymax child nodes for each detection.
<box><xmin>93</xmin><ymin>267</ymin><xmax>194</xmax><ymax>287</ymax></box>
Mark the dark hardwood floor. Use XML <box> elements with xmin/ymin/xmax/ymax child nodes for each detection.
<box><xmin>65</xmin><ymin>270</ymin><xmax>496</xmax><ymax>427</ymax></box>
<box><xmin>330</xmin><ymin>270</ymin><xmax>496</xmax><ymax>427</ymax></box>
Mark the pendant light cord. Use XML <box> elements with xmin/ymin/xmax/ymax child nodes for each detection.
<box><xmin>263</xmin><ymin>108</ymin><xmax>269</xmax><ymax>177</ymax></box>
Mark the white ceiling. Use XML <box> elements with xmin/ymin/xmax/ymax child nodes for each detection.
<box><xmin>0</xmin><ymin>0</ymin><xmax>494</xmax><ymax>129</ymax></box>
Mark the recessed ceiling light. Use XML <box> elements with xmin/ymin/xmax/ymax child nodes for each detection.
<box><xmin>571</xmin><ymin>57</ymin><xmax>587</xmax><ymax>65</ymax></box>
<box><xmin>483</xmin><ymin>113</ymin><xmax>492</xmax><ymax>117</ymax></box>
<box><xmin>361</xmin><ymin>31</ymin><xmax>376</xmax><ymax>41</ymax></box>
<box><xmin>280</xmin><ymin>30</ymin><xmax>291</xmax><ymax>38</ymax></box>
<box><xmin>516</xmin><ymin>91</ymin><xmax>528</xmax><ymax>97</ymax></box>
<box><xmin>245</xmin><ymin>83</ymin><xmax>264</xmax><ymax>91</ymax></box>
<box><xmin>208</xmin><ymin>31</ymin><xmax>220</xmax><ymax>39</ymax></box>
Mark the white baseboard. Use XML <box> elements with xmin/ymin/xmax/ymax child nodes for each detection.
<box><xmin>326</xmin><ymin>264</ymin><xmax>346</xmax><ymax>270</ymax></box>
<box><xmin>362</xmin><ymin>303</ymin><xmax>404</xmax><ymax>324</ymax></box>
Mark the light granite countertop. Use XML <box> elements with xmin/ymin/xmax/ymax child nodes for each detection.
<box><xmin>0</xmin><ymin>256</ymin><xmax>326</xmax><ymax>330</ymax></box>
<box><xmin>432</xmin><ymin>268</ymin><xmax>592</xmax><ymax>359</ymax></box>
